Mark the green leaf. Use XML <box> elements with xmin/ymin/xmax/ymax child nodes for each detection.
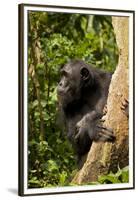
<box><xmin>47</xmin><ymin>160</ymin><xmax>59</xmax><ymax>172</ymax></box>
<box><xmin>98</xmin><ymin>174</ymin><xmax>121</xmax><ymax>184</ymax></box>
<box><xmin>59</xmin><ymin>171</ymin><xmax>67</xmax><ymax>186</ymax></box>
<box><xmin>32</xmin><ymin>100</ymin><xmax>38</xmax><ymax>108</ymax></box>
<box><xmin>81</xmin><ymin>16</ymin><xmax>87</xmax><ymax>31</ymax></box>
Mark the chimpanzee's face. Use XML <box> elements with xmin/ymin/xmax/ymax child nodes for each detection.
<box><xmin>57</xmin><ymin>61</ymin><xmax>90</xmax><ymax>107</ymax></box>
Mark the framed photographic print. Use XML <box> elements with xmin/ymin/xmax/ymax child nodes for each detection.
<box><xmin>18</xmin><ymin>3</ymin><xmax>135</xmax><ymax>196</ymax></box>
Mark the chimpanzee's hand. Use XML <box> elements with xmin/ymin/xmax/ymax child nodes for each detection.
<box><xmin>75</xmin><ymin>111</ymin><xmax>115</xmax><ymax>143</ymax></box>
<box><xmin>94</xmin><ymin>119</ymin><xmax>115</xmax><ymax>142</ymax></box>
<box><xmin>121</xmin><ymin>98</ymin><xmax>129</xmax><ymax>118</ymax></box>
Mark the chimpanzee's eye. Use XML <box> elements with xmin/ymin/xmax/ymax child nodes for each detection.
<box><xmin>61</xmin><ymin>70</ymin><xmax>69</xmax><ymax>77</ymax></box>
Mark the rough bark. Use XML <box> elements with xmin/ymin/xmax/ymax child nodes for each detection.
<box><xmin>72</xmin><ymin>17</ymin><xmax>129</xmax><ymax>184</ymax></box>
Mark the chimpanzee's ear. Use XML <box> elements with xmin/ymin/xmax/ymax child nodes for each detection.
<box><xmin>80</xmin><ymin>67</ymin><xmax>90</xmax><ymax>81</ymax></box>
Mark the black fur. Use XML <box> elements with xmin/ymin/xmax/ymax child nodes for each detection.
<box><xmin>57</xmin><ymin>60</ymin><xmax>115</xmax><ymax>163</ymax></box>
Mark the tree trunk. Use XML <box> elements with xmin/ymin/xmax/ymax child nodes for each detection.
<box><xmin>29</xmin><ymin>15</ymin><xmax>45</xmax><ymax>141</ymax></box>
<box><xmin>72</xmin><ymin>17</ymin><xmax>129</xmax><ymax>184</ymax></box>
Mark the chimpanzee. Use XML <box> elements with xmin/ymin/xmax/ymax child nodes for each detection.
<box><xmin>121</xmin><ymin>99</ymin><xmax>129</xmax><ymax>118</ymax></box>
<box><xmin>57</xmin><ymin>60</ymin><xmax>115</xmax><ymax>164</ymax></box>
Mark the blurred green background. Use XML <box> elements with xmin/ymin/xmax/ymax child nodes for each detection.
<box><xmin>28</xmin><ymin>11</ymin><xmax>119</xmax><ymax>188</ymax></box>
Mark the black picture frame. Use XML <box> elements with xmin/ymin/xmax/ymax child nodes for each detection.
<box><xmin>18</xmin><ymin>3</ymin><xmax>135</xmax><ymax>196</ymax></box>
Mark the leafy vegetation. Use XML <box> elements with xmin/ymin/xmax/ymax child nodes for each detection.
<box><xmin>28</xmin><ymin>11</ymin><xmax>119</xmax><ymax>188</ymax></box>
<box><xmin>87</xmin><ymin>166</ymin><xmax>129</xmax><ymax>185</ymax></box>
<box><xmin>98</xmin><ymin>166</ymin><xmax>129</xmax><ymax>184</ymax></box>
